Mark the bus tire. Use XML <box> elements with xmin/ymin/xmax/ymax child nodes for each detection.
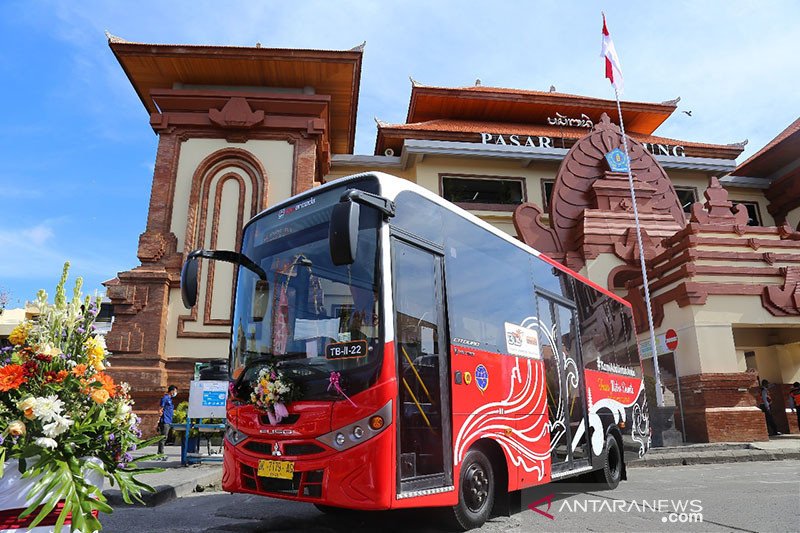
<box><xmin>593</xmin><ymin>433</ymin><xmax>622</xmax><ymax>490</ymax></box>
<box><xmin>449</xmin><ymin>448</ymin><xmax>495</xmax><ymax>530</ymax></box>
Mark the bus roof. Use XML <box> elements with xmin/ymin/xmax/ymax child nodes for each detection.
<box><xmin>247</xmin><ymin>171</ymin><xmax>631</xmax><ymax>308</ymax></box>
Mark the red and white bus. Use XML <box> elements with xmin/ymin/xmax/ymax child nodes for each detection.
<box><xmin>181</xmin><ymin>172</ymin><xmax>650</xmax><ymax>529</ymax></box>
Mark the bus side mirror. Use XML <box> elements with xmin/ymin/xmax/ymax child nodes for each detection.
<box><xmin>329</xmin><ymin>200</ymin><xmax>360</xmax><ymax>266</ymax></box>
<box><xmin>181</xmin><ymin>253</ymin><xmax>200</xmax><ymax>308</ymax></box>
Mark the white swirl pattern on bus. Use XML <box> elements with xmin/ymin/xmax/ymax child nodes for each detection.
<box><xmin>453</xmin><ymin>356</ymin><xmax>550</xmax><ymax>480</ymax></box>
<box><xmin>576</xmin><ymin>382</ymin><xmax>650</xmax><ymax>457</ymax></box>
<box><xmin>454</xmin><ymin>312</ymin><xmax>651</xmax><ymax>477</ymax></box>
<box><xmin>521</xmin><ymin>316</ymin><xmax>580</xmax><ymax>456</ymax></box>
<box><xmin>453</xmin><ymin>315</ymin><xmax>583</xmax><ymax>481</ymax></box>
<box><xmin>631</xmin><ymin>395</ymin><xmax>651</xmax><ymax>456</ymax></box>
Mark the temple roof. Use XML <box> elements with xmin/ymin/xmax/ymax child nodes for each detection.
<box><xmin>375</xmin><ymin>118</ymin><xmax>745</xmax><ymax>160</ymax></box>
<box><xmin>108</xmin><ymin>35</ymin><xmax>363</xmax><ymax>154</ymax></box>
<box><xmin>733</xmin><ymin>117</ymin><xmax>800</xmax><ymax>178</ymax></box>
<box><xmin>405</xmin><ymin>84</ymin><xmax>679</xmax><ymax>136</ymax></box>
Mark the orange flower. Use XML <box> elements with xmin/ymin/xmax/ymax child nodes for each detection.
<box><xmin>91</xmin><ymin>388</ymin><xmax>110</xmax><ymax>404</ymax></box>
<box><xmin>72</xmin><ymin>364</ymin><xmax>88</xmax><ymax>377</ymax></box>
<box><xmin>93</xmin><ymin>372</ymin><xmax>117</xmax><ymax>398</ymax></box>
<box><xmin>0</xmin><ymin>365</ymin><xmax>26</xmax><ymax>392</ymax></box>
<box><xmin>55</xmin><ymin>370</ymin><xmax>68</xmax><ymax>383</ymax></box>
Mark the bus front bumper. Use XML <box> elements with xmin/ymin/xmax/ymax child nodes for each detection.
<box><xmin>222</xmin><ymin>427</ymin><xmax>395</xmax><ymax>510</ymax></box>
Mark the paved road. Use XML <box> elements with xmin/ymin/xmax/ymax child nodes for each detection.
<box><xmin>101</xmin><ymin>460</ymin><xmax>800</xmax><ymax>532</ymax></box>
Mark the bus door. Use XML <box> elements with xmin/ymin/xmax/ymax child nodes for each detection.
<box><xmin>391</xmin><ymin>235</ymin><xmax>453</xmax><ymax>494</ymax></box>
<box><xmin>536</xmin><ymin>290</ymin><xmax>591</xmax><ymax>474</ymax></box>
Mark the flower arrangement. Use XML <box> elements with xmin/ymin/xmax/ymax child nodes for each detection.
<box><xmin>0</xmin><ymin>263</ymin><xmax>159</xmax><ymax>532</ymax></box>
<box><xmin>249</xmin><ymin>362</ymin><xmax>299</xmax><ymax>425</ymax></box>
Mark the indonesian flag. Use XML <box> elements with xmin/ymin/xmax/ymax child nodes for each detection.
<box><xmin>601</xmin><ymin>14</ymin><xmax>624</xmax><ymax>94</ymax></box>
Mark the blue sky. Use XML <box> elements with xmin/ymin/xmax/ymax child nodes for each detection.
<box><xmin>1</xmin><ymin>1</ymin><xmax>799</xmax><ymax>306</ymax></box>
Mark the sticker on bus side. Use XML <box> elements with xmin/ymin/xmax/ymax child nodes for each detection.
<box><xmin>504</xmin><ymin>322</ymin><xmax>541</xmax><ymax>359</ymax></box>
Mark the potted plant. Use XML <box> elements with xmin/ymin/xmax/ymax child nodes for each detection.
<box><xmin>0</xmin><ymin>263</ymin><xmax>160</xmax><ymax>532</ymax></box>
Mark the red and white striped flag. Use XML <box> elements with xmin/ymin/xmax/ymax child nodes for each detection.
<box><xmin>601</xmin><ymin>14</ymin><xmax>624</xmax><ymax>94</ymax></box>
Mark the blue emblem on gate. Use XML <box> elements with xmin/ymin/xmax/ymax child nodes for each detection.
<box><xmin>604</xmin><ymin>148</ymin><xmax>630</xmax><ymax>172</ymax></box>
<box><xmin>475</xmin><ymin>364</ymin><xmax>489</xmax><ymax>392</ymax></box>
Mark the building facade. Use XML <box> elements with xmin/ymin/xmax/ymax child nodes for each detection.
<box><xmin>106</xmin><ymin>37</ymin><xmax>800</xmax><ymax>442</ymax></box>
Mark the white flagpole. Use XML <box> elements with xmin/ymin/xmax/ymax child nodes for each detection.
<box><xmin>613</xmin><ymin>87</ymin><xmax>664</xmax><ymax>408</ymax></box>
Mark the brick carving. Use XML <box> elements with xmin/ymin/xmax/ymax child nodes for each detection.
<box><xmin>778</xmin><ymin>222</ymin><xmax>800</xmax><ymax>240</ymax></box>
<box><xmin>689</xmin><ymin>176</ymin><xmax>749</xmax><ymax>225</ymax></box>
<box><xmin>137</xmin><ymin>230</ymin><xmax>179</xmax><ymax>263</ymax></box>
<box><xmin>209</xmin><ymin>97</ymin><xmax>265</xmax><ymax>129</ymax></box>
<box><xmin>614</xmin><ymin>226</ymin><xmax>659</xmax><ymax>263</ymax></box>
<box><xmin>512</xmin><ymin>203</ymin><xmax>561</xmax><ymax>254</ymax></box>
<box><xmin>548</xmin><ymin>113</ymin><xmax>685</xmax><ymax>254</ymax></box>
<box><xmin>514</xmin><ymin>113</ymin><xmax>684</xmax><ymax>271</ymax></box>
<box><xmin>762</xmin><ymin>266</ymin><xmax>800</xmax><ymax>316</ymax></box>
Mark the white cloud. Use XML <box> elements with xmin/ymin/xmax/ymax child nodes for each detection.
<box><xmin>21</xmin><ymin>223</ymin><xmax>55</xmax><ymax>246</ymax></box>
<box><xmin>0</xmin><ymin>221</ymin><xmax>125</xmax><ymax>282</ymax></box>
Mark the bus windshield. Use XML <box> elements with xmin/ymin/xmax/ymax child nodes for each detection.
<box><xmin>230</xmin><ymin>180</ymin><xmax>382</xmax><ymax>401</ymax></box>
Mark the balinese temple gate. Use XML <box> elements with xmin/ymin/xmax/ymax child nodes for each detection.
<box><xmin>105</xmin><ymin>35</ymin><xmax>800</xmax><ymax>442</ymax></box>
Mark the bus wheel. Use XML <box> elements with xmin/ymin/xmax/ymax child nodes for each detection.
<box><xmin>449</xmin><ymin>448</ymin><xmax>495</xmax><ymax>530</ymax></box>
<box><xmin>594</xmin><ymin>433</ymin><xmax>622</xmax><ymax>489</ymax></box>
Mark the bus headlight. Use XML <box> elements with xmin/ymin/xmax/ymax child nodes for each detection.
<box><xmin>317</xmin><ymin>400</ymin><xmax>392</xmax><ymax>452</ymax></box>
<box><xmin>225</xmin><ymin>423</ymin><xmax>248</xmax><ymax>446</ymax></box>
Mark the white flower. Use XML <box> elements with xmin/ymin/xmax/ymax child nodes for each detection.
<box><xmin>113</xmin><ymin>403</ymin><xmax>132</xmax><ymax>424</ymax></box>
<box><xmin>32</xmin><ymin>395</ymin><xmax>65</xmax><ymax>423</ymax></box>
<box><xmin>35</xmin><ymin>437</ymin><xmax>58</xmax><ymax>450</ymax></box>
<box><xmin>42</xmin><ymin>415</ymin><xmax>74</xmax><ymax>438</ymax></box>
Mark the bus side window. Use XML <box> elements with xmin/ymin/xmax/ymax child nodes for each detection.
<box><xmin>392</xmin><ymin>192</ymin><xmax>444</xmax><ymax>246</ymax></box>
<box><xmin>443</xmin><ymin>211</ymin><xmax>536</xmax><ymax>355</ymax></box>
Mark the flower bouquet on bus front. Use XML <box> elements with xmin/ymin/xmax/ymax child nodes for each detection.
<box><xmin>249</xmin><ymin>363</ymin><xmax>300</xmax><ymax>425</ymax></box>
<box><xmin>0</xmin><ymin>263</ymin><xmax>161</xmax><ymax>532</ymax></box>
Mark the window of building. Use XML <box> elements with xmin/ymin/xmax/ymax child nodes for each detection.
<box><xmin>744</xmin><ymin>351</ymin><xmax>758</xmax><ymax>372</ymax></box>
<box><xmin>674</xmin><ymin>187</ymin><xmax>698</xmax><ymax>215</ymax></box>
<box><xmin>737</xmin><ymin>201</ymin><xmax>762</xmax><ymax>226</ymax></box>
<box><xmin>541</xmin><ymin>179</ymin><xmax>555</xmax><ymax>211</ymax></box>
<box><xmin>441</xmin><ymin>175</ymin><xmax>525</xmax><ymax>211</ymax></box>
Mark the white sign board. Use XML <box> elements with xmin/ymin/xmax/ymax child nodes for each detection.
<box><xmin>187</xmin><ymin>380</ymin><xmax>228</xmax><ymax>419</ymax></box>
<box><xmin>638</xmin><ymin>329</ymin><xmax>678</xmax><ymax>360</ymax></box>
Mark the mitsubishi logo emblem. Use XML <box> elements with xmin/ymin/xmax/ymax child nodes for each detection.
<box><xmin>272</xmin><ymin>442</ymin><xmax>281</xmax><ymax>456</ymax></box>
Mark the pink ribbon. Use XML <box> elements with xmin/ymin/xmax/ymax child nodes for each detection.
<box><xmin>328</xmin><ymin>371</ymin><xmax>356</xmax><ymax>407</ymax></box>
<box><xmin>266</xmin><ymin>402</ymin><xmax>289</xmax><ymax>425</ymax></box>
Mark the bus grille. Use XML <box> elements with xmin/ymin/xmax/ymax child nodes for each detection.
<box><xmin>242</xmin><ymin>441</ymin><xmax>325</xmax><ymax>456</ymax></box>
<box><xmin>240</xmin><ymin>464</ymin><xmax>324</xmax><ymax>498</ymax></box>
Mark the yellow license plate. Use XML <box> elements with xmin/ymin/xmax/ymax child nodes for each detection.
<box><xmin>257</xmin><ymin>460</ymin><xmax>295</xmax><ymax>479</ymax></box>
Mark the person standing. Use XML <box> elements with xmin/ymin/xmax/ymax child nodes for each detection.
<box><xmin>760</xmin><ymin>379</ymin><xmax>780</xmax><ymax>436</ymax></box>
<box><xmin>158</xmin><ymin>385</ymin><xmax>178</xmax><ymax>458</ymax></box>
<box><xmin>788</xmin><ymin>381</ymin><xmax>800</xmax><ymax>433</ymax></box>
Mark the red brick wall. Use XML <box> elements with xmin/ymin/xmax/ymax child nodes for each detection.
<box><xmin>675</xmin><ymin>372</ymin><xmax>769</xmax><ymax>442</ymax></box>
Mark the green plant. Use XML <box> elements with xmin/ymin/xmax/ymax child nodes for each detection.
<box><xmin>172</xmin><ymin>401</ymin><xmax>189</xmax><ymax>425</ymax></box>
<box><xmin>0</xmin><ymin>263</ymin><xmax>161</xmax><ymax>532</ymax></box>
